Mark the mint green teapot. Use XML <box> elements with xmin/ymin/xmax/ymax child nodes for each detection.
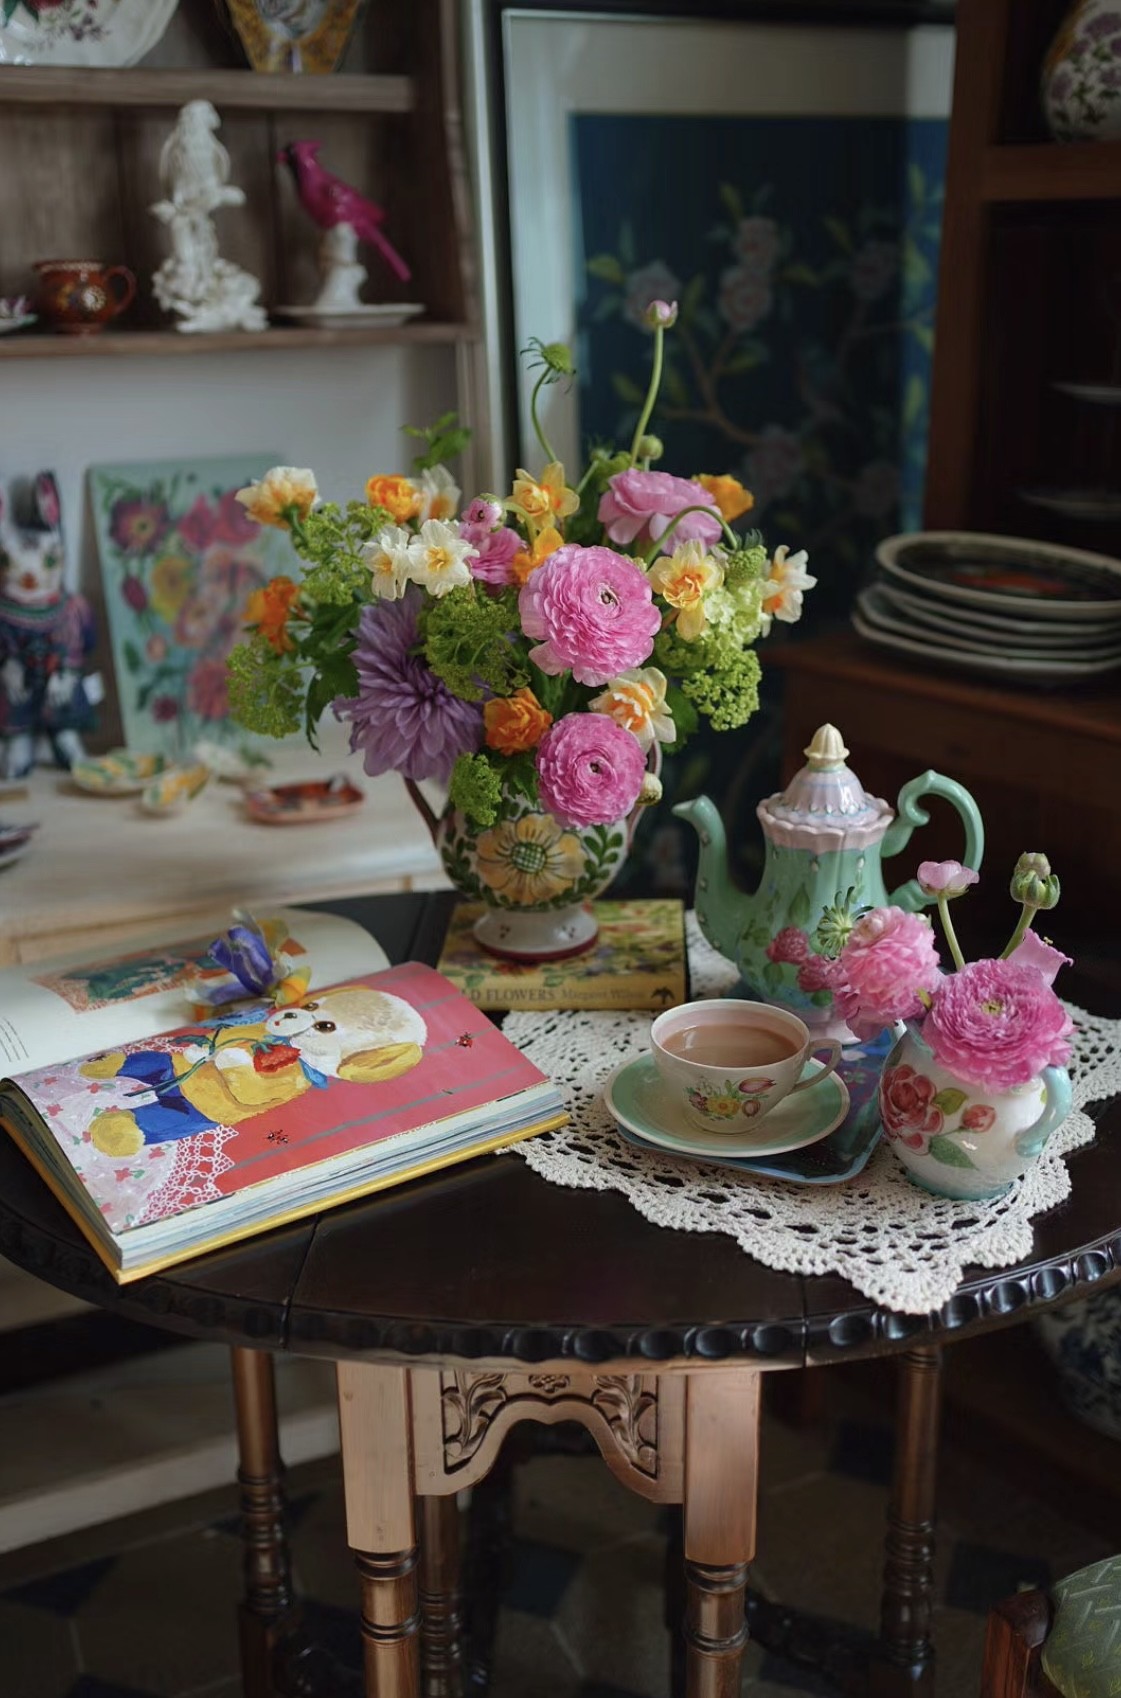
<box><xmin>674</xmin><ymin>725</ymin><xmax>984</xmax><ymax>1038</ymax></box>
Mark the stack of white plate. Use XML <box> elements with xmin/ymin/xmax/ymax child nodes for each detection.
<box><xmin>853</xmin><ymin>531</ymin><xmax>1121</xmax><ymax>682</ymax></box>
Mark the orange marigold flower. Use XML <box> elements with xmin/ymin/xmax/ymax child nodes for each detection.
<box><xmin>510</xmin><ymin>524</ymin><xmax>562</xmax><ymax>585</ymax></box>
<box><xmin>695</xmin><ymin>473</ymin><xmax>754</xmax><ymax>523</ymax></box>
<box><xmin>483</xmin><ymin>687</ymin><xmax>553</xmax><ymax>755</ymax></box>
<box><xmin>245</xmin><ymin>575</ymin><xmax>300</xmax><ymax>653</ymax></box>
<box><xmin>365</xmin><ymin>474</ymin><xmax>420</xmax><ymax>523</ymax></box>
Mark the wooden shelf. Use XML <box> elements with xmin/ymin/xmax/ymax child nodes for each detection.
<box><xmin>0</xmin><ymin>321</ymin><xmax>474</xmax><ymax>359</ymax></box>
<box><xmin>0</xmin><ymin>65</ymin><xmax>415</xmax><ymax>113</ymax></box>
<box><xmin>982</xmin><ymin>139</ymin><xmax>1121</xmax><ymax>202</ymax></box>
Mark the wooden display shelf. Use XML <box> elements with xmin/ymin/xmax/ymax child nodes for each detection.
<box><xmin>982</xmin><ymin>138</ymin><xmax>1121</xmax><ymax>202</ymax></box>
<box><xmin>0</xmin><ymin>321</ymin><xmax>474</xmax><ymax>358</ymax></box>
<box><xmin>0</xmin><ymin>65</ymin><xmax>415</xmax><ymax>113</ymax></box>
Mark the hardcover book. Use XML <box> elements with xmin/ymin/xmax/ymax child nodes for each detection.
<box><xmin>0</xmin><ymin>922</ymin><xmax>565</xmax><ymax>1283</ymax></box>
<box><xmin>436</xmin><ymin>900</ymin><xmax>687</xmax><ymax>1011</ymax></box>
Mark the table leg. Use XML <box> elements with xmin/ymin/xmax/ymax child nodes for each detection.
<box><xmin>338</xmin><ymin>1361</ymin><xmax>422</xmax><ymax>1698</ymax></box>
<box><xmin>869</xmin><ymin>1345</ymin><xmax>943</xmax><ymax>1698</ymax></box>
<box><xmin>419</xmin><ymin>1493</ymin><xmax>464</xmax><ymax>1697</ymax></box>
<box><xmin>682</xmin><ymin>1370</ymin><xmax>761</xmax><ymax>1698</ymax></box>
<box><xmin>231</xmin><ymin>1346</ymin><xmax>296</xmax><ymax>1698</ymax></box>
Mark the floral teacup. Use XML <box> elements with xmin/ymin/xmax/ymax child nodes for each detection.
<box><xmin>651</xmin><ymin>999</ymin><xmax>842</xmax><ymax>1136</ymax></box>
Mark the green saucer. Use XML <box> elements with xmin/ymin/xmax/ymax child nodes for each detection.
<box><xmin>603</xmin><ymin>1052</ymin><xmax>849</xmax><ymax>1160</ymax></box>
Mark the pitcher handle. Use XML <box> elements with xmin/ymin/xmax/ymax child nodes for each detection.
<box><xmin>882</xmin><ymin>769</ymin><xmax>985</xmax><ymax>912</ymax></box>
<box><xmin>1014</xmin><ymin>1067</ymin><xmax>1073</xmax><ymax>1161</ymax></box>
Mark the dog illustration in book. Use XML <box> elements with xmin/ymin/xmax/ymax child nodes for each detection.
<box><xmin>81</xmin><ymin>986</ymin><xmax>427</xmax><ymax>1157</ymax></box>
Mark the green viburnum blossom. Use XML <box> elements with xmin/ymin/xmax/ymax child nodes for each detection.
<box><xmin>421</xmin><ymin>585</ymin><xmax>528</xmax><ymax>703</ymax></box>
<box><xmin>654</xmin><ymin>624</ymin><xmax>761</xmax><ymax>730</ymax></box>
<box><xmin>227</xmin><ymin>636</ymin><xmax>303</xmax><ymax>738</ymax></box>
<box><xmin>295</xmin><ymin>502</ymin><xmax>393</xmax><ymax>606</ymax></box>
<box><xmin>448</xmin><ymin>752</ymin><xmax>504</xmax><ymax>827</ymax></box>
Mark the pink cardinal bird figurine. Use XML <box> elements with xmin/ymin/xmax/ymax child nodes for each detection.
<box><xmin>278</xmin><ymin>141</ymin><xmax>411</xmax><ymax>285</ymax></box>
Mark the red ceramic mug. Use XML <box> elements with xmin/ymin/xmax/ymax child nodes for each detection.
<box><xmin>33</xmin><ymin>259</ymin><xmax>137</xmax><ymax>335</ymax></box>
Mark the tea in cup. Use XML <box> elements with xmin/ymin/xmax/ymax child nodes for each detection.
<box><xmin>650</xmin><ymin>999</ymin><xmax>842</xmax><ymax>1135</ymax></box>
<box><xmin>34</xmin><ymin>260</ymin><xmax>136</xmax><ymax>335</ymax></box>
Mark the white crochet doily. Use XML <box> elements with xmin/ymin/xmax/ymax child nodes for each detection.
<box><xmin>504</xmin><ymin>915</ymin><xmax>1121</xmax><ymax>1315</ymax></box>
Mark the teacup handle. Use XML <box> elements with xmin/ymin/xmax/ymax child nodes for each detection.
<box><xmin>790</xmin><ymin>1039</ymin><xmax>842</xmax><ymax>1092</ymax></box>
<box><xmin>106</xmin><ymin>266</ymin><xmax>137</xmax><ymax>317</ymax></box>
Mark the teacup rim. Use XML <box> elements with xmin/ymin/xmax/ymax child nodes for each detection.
<box><xmin>651</xmin><ymin>997</ymin><xmax>810</xmax><ymax>1073</ymax></box>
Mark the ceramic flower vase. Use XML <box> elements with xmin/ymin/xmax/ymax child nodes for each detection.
<box><xmin>433</xmin><ymin>788</ymin><xmax>633</xmax><ymax>961</ymax></box>
<box><xmin>879</xmin><ymin>1025</ymin><xmax>1072</xmax><ymax>1201</ymax></box>
<box><xmin>1042</xmin><ymin>1</ymin><xmax>1121</xmax><ymax>141</ymax></box>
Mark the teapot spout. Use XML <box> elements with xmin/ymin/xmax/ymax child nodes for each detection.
<box><xmin>673</xmin><ymin>794</ymin><xmax>755</xmax><ymax>966</ymax></box>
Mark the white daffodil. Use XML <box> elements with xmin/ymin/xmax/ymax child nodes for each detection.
<box><xmin>235</xmin><ymin>467</ymin><xmax>318</xmax><ymax>529</ymax></box>
<box><xmin>759</xmin><ymin>545</ymin><xmax>815</xmax><ymax>636</ymax></box>
<box><xmin>415</xmin><ymin>465</ymin><xmax>461</xmax><ymax>523</ymax></box>
<box><xmin>588</xmin><ymin>667</ymin><xmax>675</xmax><ymax>751</ymax></box>
<box><xmin>406</xmin><ymin>518</ymin><xmax>476</xmax><ymax>597</ymax></box>
<box><xmin>363</xmin><ymin>524</ymin><xmax>415</xmax><ymax>600</ymax></box>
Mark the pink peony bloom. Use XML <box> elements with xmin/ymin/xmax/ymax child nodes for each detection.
<box><xmin>518</xmin><ymin>544</ymin><xmax>661</xmax><ymax>686</ymax></box>
<box><xmin>597</xmin><ymin>469</ymin><xmax>722</xmax><ymax>552</ymax></box>
<box><xmin>766</xmin><ymin>926</ymin><xmax>811</xmax><ymax>965</ymax></box>
<box><xmin>917</xmin><ymin>859</ymin><xmax>979</xmax><ymax>898</ymax></box>
<box><xmin>834</xmin><ymin>906</ymin><xmax>942</xmax><ymax>1042</ymax></box>
<box><xmin>535</xmin><ymin>712</ymin><xmax>647</xmax><ymax>828</ymax></box>
<box><xmin>924</xmin><ymin>958</ymin><xmax>1073</xmax><ymax>1091</ymax></box>
<box><xmin>796</xmin><ymin>953</ymin><xmax>849</xmax><ymax>995</ymax></box>
<box><xmin>468</xmin><ymin>526</ymin><xmax>522</xmax><ymax>587</ymax></box>
<box><xmin>1008</xmin><ymin>929</ymin><xmax>1072</xmax><ymax>988</ymax></box>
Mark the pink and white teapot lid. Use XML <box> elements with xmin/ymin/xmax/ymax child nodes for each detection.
<box><xmin>757</xmin><ymin>724</ymin><xmax>894</xmax><ymax>851</ymax></box>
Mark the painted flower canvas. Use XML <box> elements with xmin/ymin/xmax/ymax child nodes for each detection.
<box><xmin>90</xmin><ymin>457</ymin><xmax>299</xmax><ymax>759</ymax></box>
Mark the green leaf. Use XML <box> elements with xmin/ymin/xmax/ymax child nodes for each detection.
<box><xmin>719</xmin><ymin>182</ymin><xmax>745</xmax><ymax>223</ymax></box>
<box><xmin>123</xmin><ymin>639</ymin><xmax>142</xmax><ymax>675</ymax></box>
<box><xmin>823</xmin><ymin>216</ymin><xmax>853</xmax><ymax>254</ymax></box>
<box><xmin>932</xmin><ymin>1087</ymin><xmax>968</xmax><ymax>1115</ymax></box>
<box><xmin>908</xmin><ymin>161</ymin><xmax>926</xmax><ymax>207</ymax></box>
<box><xmin>903</xmin><ymin>237</ymin><xmax>932</xmax><ymax>288</ymax></box>
<box><xmin>789</xmin><ymin>886</ymin><xmax>812</xmax><ymax>928</ymax></box>
<box><xmin>810</xmin><ymin>990</ymin><xmax>833</xmax><ymax>1007</ymax></box>
<box><xmin>762</xmin><ymin>959</ymin><xmax>783</xmax><ymax>992</ymax></box>
<box><xmin>781</xmin><ymin>262</ymin><xmax>819</xmax><ymax>288</ymax></box>
<box><xmin>587</xmin><ymin>253</ymin><xmax>625</xmax><ymax>284</ymax></box>
<box><xmin>902</xmin><ymin>373</ymin><xmax>927</xmax><ymax>430</ymax></box>
<box><xmin>611</xmin><ymin>371</ymin><xmax>645</xmax><ymax>406</ymax></box>
<box><xmin>927</xmin><ymin>1134</ymin><xmax>976</xmax><ymax>1169</ymax></box>
<box><xmin>910</xmin><ymin>321</ymin><xmax>935</xmax><ymax>354</ymax></box>
<box><xmin>682</xmin><ymin>272</ymin><xmax>706</xmax><ymax>319</ymax></box>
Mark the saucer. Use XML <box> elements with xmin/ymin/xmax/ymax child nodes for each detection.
<box><xmin>603</xmin><ymin>1053</ymin><xmax>849</xmax><ymax>1159</ymax></box>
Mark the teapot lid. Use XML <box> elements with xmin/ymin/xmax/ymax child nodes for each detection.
<box><xmin>757</xmin><ymin>724</ymin><xmax>894</xmax><ymax>850</ymax></box>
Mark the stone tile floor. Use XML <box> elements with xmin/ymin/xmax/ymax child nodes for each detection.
<box><xmin>0</xmin><ymin>1368</ymin><xmax>1113</xmax><ymax>1698</ymax></box>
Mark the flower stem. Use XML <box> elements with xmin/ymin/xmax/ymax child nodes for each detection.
<box><xmin>1000</xmin><ymin>903</ymin><xmax>1036</xmax><ymax>959</ymax></box>
<box><xmin>640</xmin><ymin>504</ymin><xmax>730</xmax><ymax>565</ymax></box>
<box><xmin>629</xmin><ymin>325</ymin><xmax>665</xmax><ymax>465</ymax></box>
<box><xmin>936</xmin><ymin>893</ymin><xmax>966</xmax><ymax>971</ymax></box>
<box><xmin>529</xmin><ymin>370</ymin><xmax>558</xmax><ymax>465</ymax></box>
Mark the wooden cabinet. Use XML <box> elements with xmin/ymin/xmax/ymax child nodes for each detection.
<box><xmin>0</xmin><ymin>0</ymin><xmax>477</xmax><ymax>361</ymax></box>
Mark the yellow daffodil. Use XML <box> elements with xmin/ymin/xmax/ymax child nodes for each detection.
<box><xmin>648</xmin><ymin>540</ymin><xmax>723</xmax><ymax>640</ymax></box>
<box><xmin>511</xmin><ymin>462</ymin><xmax>579</xmax><ymax>528</ymax></box>
<box><xmin>510</xmin><ymin>524</ymin><xmax>563</xmax><ymax>584</ymax></box>
<box><xmin>588</xmin><ymin>667</ymin><xmax>675</xmax><ymax>751</ymax></box>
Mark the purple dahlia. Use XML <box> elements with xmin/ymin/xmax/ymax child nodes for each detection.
<box><xmin>333</xmin><ymin>588</ymin><xmax>482</xmax><ymax>784</ymax></box>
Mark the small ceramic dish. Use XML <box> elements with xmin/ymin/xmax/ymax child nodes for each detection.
<box><xmin>140</xmin><ymin>762</ymin><xmax>210</xmax><ymax>816</ymax></box>
<box><xmin>71</xmin><ymin>750</ymin><xmax>167</xmax><ymax>796</ymax></box>
<box><xmin>0</xmin><ymin>297</ymin><xmax>35</xmax><ymax>335</ymax></box>
<box><xmin>877</xmin><ymin>531</ymin><xmax>1121</xmax><ymax>620</ymax></box>
<box><xmin>273</xmin><ymin>303</ymin><xmax>425</xmax><ymax>330</ymax></box>
<box><xmin>243</xmin><ymin>775</ymin><xmax>364</xmax><ymax>824</ymax></box>
<box><xmin>851</xmin><ymin>607</ymin><xmax>1121</xmax><ymax>681</ymax></box>
<box><xmin>193</xmin><ymin>739</ymin><xmax>272</xmax><ymax>784</ymax></box>
<box><xmin>604</xmin><ymin>1053</ymin><xmax>849</xmax><ymax>1159</ymax></box>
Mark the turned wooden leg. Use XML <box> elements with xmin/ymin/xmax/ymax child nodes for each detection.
<box><xmin>231</xmin><ymin>1346</ymin><xmax>297</xmax><ymax>1698</ymax></box>
<box><xmin>419</xmin><ymin>1493</ymin><xmax>464</xmax><ymax>1697</ymax></box>
<box><xmin>682</xmin><ymin>1370</ymin><xmax>761</xmax><ymax>1698</ymax></box>
<box><xmin>869</xmin><ymin>1345</ymin><xmax>943</xmax><ymax>1698</ymax></box>
<box><xmin>338</xmin><ymin>1362</ymin><xmax>422</xmax><ymax>1698</ymax></box>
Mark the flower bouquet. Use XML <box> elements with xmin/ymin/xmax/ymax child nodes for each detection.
<box><xmin>824</xmin><ymin>854</ymin><xmax>1074</xmax><ymax>1200</ymax></box>
<box><xmin>227</xmin><ymin>301</ymin><xmax>814</xmax><ymax>960</ymax></box>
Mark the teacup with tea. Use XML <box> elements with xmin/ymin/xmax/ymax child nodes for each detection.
<box><xmin>650</xmin><ymin>999</ymin><xmax>842</xmax><ymax>1135</ymax></box>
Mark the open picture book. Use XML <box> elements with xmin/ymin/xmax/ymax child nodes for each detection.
<box><xmin>0</xmin><ymin>908</ymin><xmax>565</xmax><ymax>1283</ymax></box>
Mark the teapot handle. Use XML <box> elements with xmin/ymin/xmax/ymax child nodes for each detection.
<box><xmin>1014</xmin><ymin>1067</ymin><xmax>1073</xmax><ymax>1161</ymax></box>
<box><xmin>882</xmin><ymin>769</ymin><xmax>985</xmax><ymax>912</ymax></box>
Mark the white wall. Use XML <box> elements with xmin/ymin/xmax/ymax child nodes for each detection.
<box><xmin>0</xmin><ymin>343</ymin><xmax>457</xmax><ymax>742</ymax></box>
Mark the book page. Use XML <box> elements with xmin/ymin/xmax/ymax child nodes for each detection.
<box><xmin>0</xmin><ymin>908</ymin><xmax>388</xmax><ymax>1075</ymax></box>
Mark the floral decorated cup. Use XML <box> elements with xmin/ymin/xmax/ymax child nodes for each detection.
<box><xmin>651</xmin><ymin>999</ymin><xmax>842</xmax><ymax>1136</ymax></box>
<box><xmin>879</xmin><ymin>1024</ymin><xmax>1072</xmax><ymax>1201</ymax></box>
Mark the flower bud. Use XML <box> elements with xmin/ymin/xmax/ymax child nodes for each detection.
<box><xmin>540</xmin><ymin>340</ymin><xmax>575</xmax><ymax>375</ymax></box>
<box><xmin>1010</xmin><ymin>851</ymin><xmax>1060</xmax><ymax>910</ymax></box>
<box><xmin>637</xmin><ymin>772</ymin><xmax>663</xmax><ymax>806</ymax></box>
<box><xmin>642</xmin><ymin>298</ymin><xmax>678</xmax><ymax>330</ymax></box>
<box><xmin>635</xmin><ymin>434</ymin><xmax>664</xmax><ymax>462</ymax></box>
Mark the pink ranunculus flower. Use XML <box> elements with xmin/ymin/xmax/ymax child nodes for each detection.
<box><xmin>459</xmin><ymin>498</ymin><xmax>504</xmax><ymax>543</ymax></box>
<box><xmin>535</xmin><ymin>713</ymin><xmax>647</xmax><ymax>828</ymax></box>
<box><xmin>766</xmin><ymin>926</ymin><xmax>811</xmax><ymax>965</ymax></box>
<box><xmin>796</xmin><ymin>953</ymin><xmax>849</xmax><ymax>995</ymax></box>
<box><xmin>923</xmin><ymin>958</ymin><xmax>1073</xmax><ymax>1091</ymax></box>
<box><xmin>597</xmin><ymin>469</ymin><xmax>722</xmax><ymax>553</ymax></box>
<box><xmin>834</xmin><ymin>906</ymin><xmax>942</xmax><ymax>1042</ymax></box>
<box><xmin>518</xmin><ymin>544</ymin><xmax>661</xmax><ymax>686</ymax></box>
<box><xmin>1008</xmin><ymin>929</ymin><xmax>1072</xmax><ymax>988</ymax></box>
<box><xmin>917</xmin><ymin>859</ymin><xmax>980</xmax><ymax>898</ymax></box>
<box><xmin>468</xmin><ymin>525</ymin><xmax>522</xmax><ymax>587</ymax></box>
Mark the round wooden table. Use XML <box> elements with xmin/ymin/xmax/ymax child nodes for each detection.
<box><xmin>1</xmin><ymin>892</ymin><xmax>1118</xmax><ymax>1698</ymax></box>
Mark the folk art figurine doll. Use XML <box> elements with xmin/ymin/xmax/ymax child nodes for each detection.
<box><xmin>0</xmin><ymin>472</ymin><xmax>97</xmax><ymax>779</ymax></box>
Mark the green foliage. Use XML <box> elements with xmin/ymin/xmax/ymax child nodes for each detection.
<box><xmin>402</xmin><ymin>411</ymin><xmax>471</xmax><ymax>472</ymax></box>
<box><xmin>421</xmin><ymin>586</ymin><xmax>528</xmax><ymax>703</ymax></box>
<box><xmin>448</xmin><ymin>752</ymin><xmax>504</xmax><ymax>827</ymax></box>
<box><xmin>654</xmin><ymin>625</ymin><xmax>762</xmax><ymax>731</ymax></box>
<box><xmin>296</xmin><ymin>502</ymin><xmax>391</xmax><ymax>606</ymax></box>
<box><xmin>227</xmin><ymin>637</ymin><xmax>303</xmax><ymax>739</ymax></box>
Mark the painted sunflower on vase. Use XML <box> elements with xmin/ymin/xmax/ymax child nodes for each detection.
<box><xmin>227</xmin><ymin>301</ymin><xmax>815</xmax><ymax>960</ymax></box>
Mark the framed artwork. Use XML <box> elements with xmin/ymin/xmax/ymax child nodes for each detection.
<box><xmin>90</xmin><ymin>456</ymin><xmax>297</xmax><ymax>759</ymax></box>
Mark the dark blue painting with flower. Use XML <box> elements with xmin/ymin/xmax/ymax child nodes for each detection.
<box><xmin>91</xmin><ymin>457</ymin><xmax>299</xmax><ymax>759</ymax></box>
<box><xmin>572</xmin><ymin>113</ymin><xmax>948</xmax><ymax>627</ymax></box>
